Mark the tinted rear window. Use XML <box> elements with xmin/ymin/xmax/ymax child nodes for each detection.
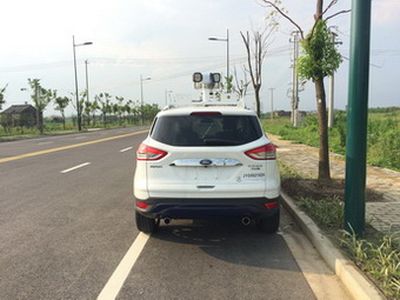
<box><xmin>151</xmin><ymin>115</ymin><xmax>263</xmax><ymax>146</ymax></box>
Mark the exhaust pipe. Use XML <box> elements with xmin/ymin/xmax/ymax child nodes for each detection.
<box><xmin>164</xmin><ymin>217</ymin><xmax>171</xmax><ymax>225</ymax></box>
<box><xmin>241</xmin><ymin>216</ymin><xmax>251</xmax><ymax>226</ymax></box>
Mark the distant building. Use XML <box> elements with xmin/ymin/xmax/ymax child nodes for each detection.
<box><xmin>0</xmin><ymin>104</ymin><xmax>37</xmax><ymax>128</ymax></box>
<box><xmin>274</xmin><ymin>110</ymin><xmax>291</xmax><ymax>117</ymax></box>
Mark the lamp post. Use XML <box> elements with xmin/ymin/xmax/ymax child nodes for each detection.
<box><xmin>140</xmin><ymin>75</ymin><xmax>151</xmax><ymax>125</ymax></box>
<box><xmin>208</xmin><ymin>28</ymin><xmax>230</xmax><ymax>79</ymax></box>
<box><xmin>73</xmin><ymin>35</ymin><xmax>93</xmax><ymax>131</ymax></box>
<box><xmin>344</xmin><ymin>0</ymin><xmax>372</xmax><ymax>236</ymax></box>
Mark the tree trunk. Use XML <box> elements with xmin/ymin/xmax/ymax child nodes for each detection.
<box><xmin>37</xmin><ymin>110</ymin><xmax>44</xmax><ymax>134</ymax></box>
<box><xmin>62</xmin><ymin>111</ymin><xmax>66</xmax><ymax>130</ymax></box>
<box><xmin>314</xmin><ymin>78</ymin><xmax>331</xmax><ymax>181</ymax></box>
<box><xmin>255</xmin><ymin>86</ymin><xmax>261</xmax><ymax>117</ymax></box>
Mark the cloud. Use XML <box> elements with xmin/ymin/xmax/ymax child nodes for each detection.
<box><xmin>372</xmin><ymin>0</ymin><xmax>400</xmax><ymax>26</ymax></box>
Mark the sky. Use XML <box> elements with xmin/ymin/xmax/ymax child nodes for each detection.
<box><xmin>0</xmin><ymin>0</ymin><xmax>399</xmax><ymax>116</ymax></box>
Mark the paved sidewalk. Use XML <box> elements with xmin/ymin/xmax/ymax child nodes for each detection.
<box><xmin>269</xmin><ymin>134</ymin><xmax>400</xmax><ymax>233</ymax></box>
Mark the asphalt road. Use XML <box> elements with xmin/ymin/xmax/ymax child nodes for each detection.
<box><xmin>0</xmin><ymin>127</ymin><xmax>350</xmax><ymax>300</ymax></box>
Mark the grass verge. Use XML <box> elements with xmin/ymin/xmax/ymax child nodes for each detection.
<box><xmin>280</xmin><ymin>162</ymin><xmax>399</xmax><ymax>299</ymax></box>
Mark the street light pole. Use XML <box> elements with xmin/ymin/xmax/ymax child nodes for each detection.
<box><xmin>208</xmin><ymin>28</ymin><xmax>230</xmax><ymax>79</ymax></box>
<box><xmin>344</xmin><ymin>0</ymin><xmax>372</xmax><ymax>236</ymax></box>
<box><xmin>72</xmin><ymin>35</ymin><xmax>93</xmax><ymax>131</ymax></box>
<box><xmin>140</xmin><ymin>75</ymin><xmax>151</xmax><ymax>125</ymax></box>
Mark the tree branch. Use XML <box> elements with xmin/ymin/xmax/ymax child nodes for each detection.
<box><xmin>261</xmin><ymin>0</ymin><xmax>304</xmax><ymax>39</ymax></box>
<box><xmin>322</xmin><ymin>0</ymin><xmax>338</xmax><ymax>17</ymax></box>
<box><xmin>325</xmin><ymin>9</ymin><xmax>351</xmax><ymax>22</ymax></box>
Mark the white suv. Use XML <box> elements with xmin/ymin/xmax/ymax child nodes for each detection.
<box><xmin>133</xmin><ymin>105</ymin><xmax>281</xmax><ymax>233</ymax></box>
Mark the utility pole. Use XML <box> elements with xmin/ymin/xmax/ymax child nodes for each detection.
<box><xmin>269</xmin><ymin>88</ymin><xmax>275</xmax><ymax>119</ymax></box>
<box><xmin>328</xmin><ymin>72</ymin><xmax>335</xmax><ymax>128</ymax></box>
<box><xmin>226</xmin><ymin>28</ymin><xmax>230</xmax><ymax>79</ymax></box>
<box><xmin>290</xmin><ymin>31</ymin><xmax>300</xmax><ymax>127</ymax></box>
<box><xmin>85</xmin><ymin>60</ymin><xmax>90</xmax><ymax>127</ymax></box>
<box><xmin>72</xmin><ymin>36</ymin><xmax>92</xmax><ymax>131</ymax></box>
<box><xmin>328</xmin><ymin>30</ymin><xmax>341</xmax><ymax>128</ymax></box>
<box><xmin>165</xmin><ymin>89</ymin><xmax>173</xmax><ymax>106</ymax></box>
<box><xmin>344</xmin><ymin>0</ymin><xmax>372</xmax><ymax>235</ymax></box>
<box><xmin>72</xmin><ymin>35</ymin><xmax>81</xmax><ymax>131</ymax></box>
<box><xmin>140</xmin><ymin>75</ymin><xmax>144</xmax><ymax>125</ymax></box>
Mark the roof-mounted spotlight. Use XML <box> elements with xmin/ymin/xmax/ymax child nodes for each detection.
<box><xmin>211</xmin><ymin>72</ymin><xmax>221</xmax><ymax>83</ymax></box>
<box><xmin>193</xmin><ymin>72</ymin><xmax>203</xmax><ymax>83</ymax></box>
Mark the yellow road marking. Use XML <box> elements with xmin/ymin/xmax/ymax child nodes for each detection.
<box><xmin>0</xmin><ymin>130</ymin><xmax>148</xmax><ymax>164</ymax></box>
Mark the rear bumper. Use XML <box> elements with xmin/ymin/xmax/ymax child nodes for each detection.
<box><xmin>135</xmin><ymin>196</ymin><xmax>281</xmax><ymax>220</ymax></box>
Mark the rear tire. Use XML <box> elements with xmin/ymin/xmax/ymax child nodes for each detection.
<box><xmin>135</xmin><ymin>211</ymin><xmax>159</xmax><ymax>233</ymax></box>
<box><xmin>257</xmin><ymin>212</ymin><xmax>280</xmax><ymax>234</ymax></box>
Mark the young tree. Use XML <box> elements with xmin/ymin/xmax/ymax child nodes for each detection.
<box><xmin>125</xmin><ymin>100</ymin><xmax>133</xmax><ymax>124</ymax></box>
<box><xmin>91</xmin><ymin>99</ymin><xmax>100</xmax><ymax>126</ymax></box>
<box><xmin>115</xmin><ymin>96</ymin><xmax>125</xmax><ymax>125</ymax></box>
<box><xmin>84</xmin><ymin>99</ymin><xmax>92</xmax><ymax>126</ymax></box>
<box><xmin>54</xmin><ymin>95</ymin><xmax>70</xmax><ymax>130</ymax></box>
<box><xmin>262</xmin><ymin>0</ymin><xmax>349</xmax><ymax>181</ymax></box>
<box><xmin>233</xmin><ymin>65</ymin><xmax>250</xmax><ymax>100</ymax></box>
<box><xmin>0</xmin><ymin>84</ymin><xmax>7</xmax><ymax>110</ymax></box>
<box><xmin>241</xmin><ymin>23</ymin><xmax>277</xmax><ymax>117</ymax></box>
<box><xmin>28</xmin><ymin>79</ymin><xmax>55</xmax><ymax>134</ymax></box>
<box><xmin>97</xmin><ymin>93</ymin><xmax>112</xmax><ymax>127</ymax></box>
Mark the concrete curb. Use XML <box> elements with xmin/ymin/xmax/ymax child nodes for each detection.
<box><xmin>280</xmin><ymin>191</ymin><xmax>385</xmax><ymax>300</ymax></box>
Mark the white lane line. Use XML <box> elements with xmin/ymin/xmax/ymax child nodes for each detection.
<box><xmin>119</xmin><ymin>146</ymin><xmax>133</xmax><ymax>153</ymax></box>
<box><xmin>97</xmin><ymin>232</ymin><xmax>150</xmax><ymax>300</ymax></box>
<box><xmin>60</xmin><ymin>162</ymin><xmax>91</xmax><ymax>174</ymax></box>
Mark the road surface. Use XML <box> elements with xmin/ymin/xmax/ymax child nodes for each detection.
<box><xmin>0</xmin><ymin>127</ymin><xmax>350</xmax><ymax>299</ymax></box>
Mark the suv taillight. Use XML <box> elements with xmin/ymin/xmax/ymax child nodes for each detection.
<box><xmin>245</xmin><ymin>144</ymin><xmax>276</xmax><ymax>160</ymax></box>
<box><xmin>136</xmin><ymin>144</ymin><xmax>168</xmax><ymax>161</ymax></box>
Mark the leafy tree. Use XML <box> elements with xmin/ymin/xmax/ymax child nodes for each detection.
<box><xmin>28</xmin><ymin>79</ymin><xmax>55</xmax><ymax>134</ymax></box>
<box><xmin>54</xmin><ymin>95</ymin><xmax>70</xmax><ymax>130</ymax></box>
<box><xmin>91</xmin><ymin>99</ymin><xmax>100</xmax><ymax>126</ymax></box>
<box><xmin>0</xmin><ymin>84</ymin><xmax>7</xmax><ymax>110</ymax></box>
<box><xmin>115</xmin><ymin>96</ymin><xmax>125</xmax><ymax>124</ymax></box>
<box><xmin>262</xmin><ymin>0</ymin><xmax>349</xmax><ymax>181</ymax></box>
<box><xmin>97</xmin><ymin>93</ymin><xmax>112</xmax><ymax>127</ymax></box>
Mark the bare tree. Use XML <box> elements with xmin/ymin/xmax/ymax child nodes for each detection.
<box><xmin>261</xmin><ymin>0</ymin><xmax>349</xmax><ymax>181</ymax></box>
<box><xmin>233</xmin><ymin>65</ymin><xmax>250</xmax><ymax>100</ymax></box>
<box><xmin>241</xmin><ymin>24</ymin><xmax>276</xmax><ymax>117</ymax></box>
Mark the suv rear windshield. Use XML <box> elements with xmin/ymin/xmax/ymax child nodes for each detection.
<box><xmin>151</xmin><ymin>114</ymin><xmax>263</xmax><ymax>146</ymax></box>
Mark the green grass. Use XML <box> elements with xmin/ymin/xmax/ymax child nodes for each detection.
<box><xmin>263</xmin><ymin>109</ymin><xmax>400</xmax><ymax>171</ymax></box>
<box><xmin>341</xmin><ymin>230</ymin><xmax>400</xmax><ymax>299</ymax></box>
<box><xmin>298</xmin><ymin>196</ymin><xmax>344</xmax><ymax>230</ymax></box>
<box><xmin>0</xmin><ymin>119</ymin><xmax>149</xmax><ymax>142</ymax></box>
<box><xmin>280</xmin><ymin>161</ymin><xmax>399</xmax><ymax>298</ymax></box>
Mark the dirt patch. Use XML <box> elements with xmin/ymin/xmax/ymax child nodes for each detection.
<box><xmin>282</xmin><ymin>177</ymin><xmax>384</xmax><ymax>202</ymax></box>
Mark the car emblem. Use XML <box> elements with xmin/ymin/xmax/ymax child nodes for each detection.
<box><xmin>200</xmin><ymin>159</ymin><xmax>213</xmax><ymax>166</ymax></box>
